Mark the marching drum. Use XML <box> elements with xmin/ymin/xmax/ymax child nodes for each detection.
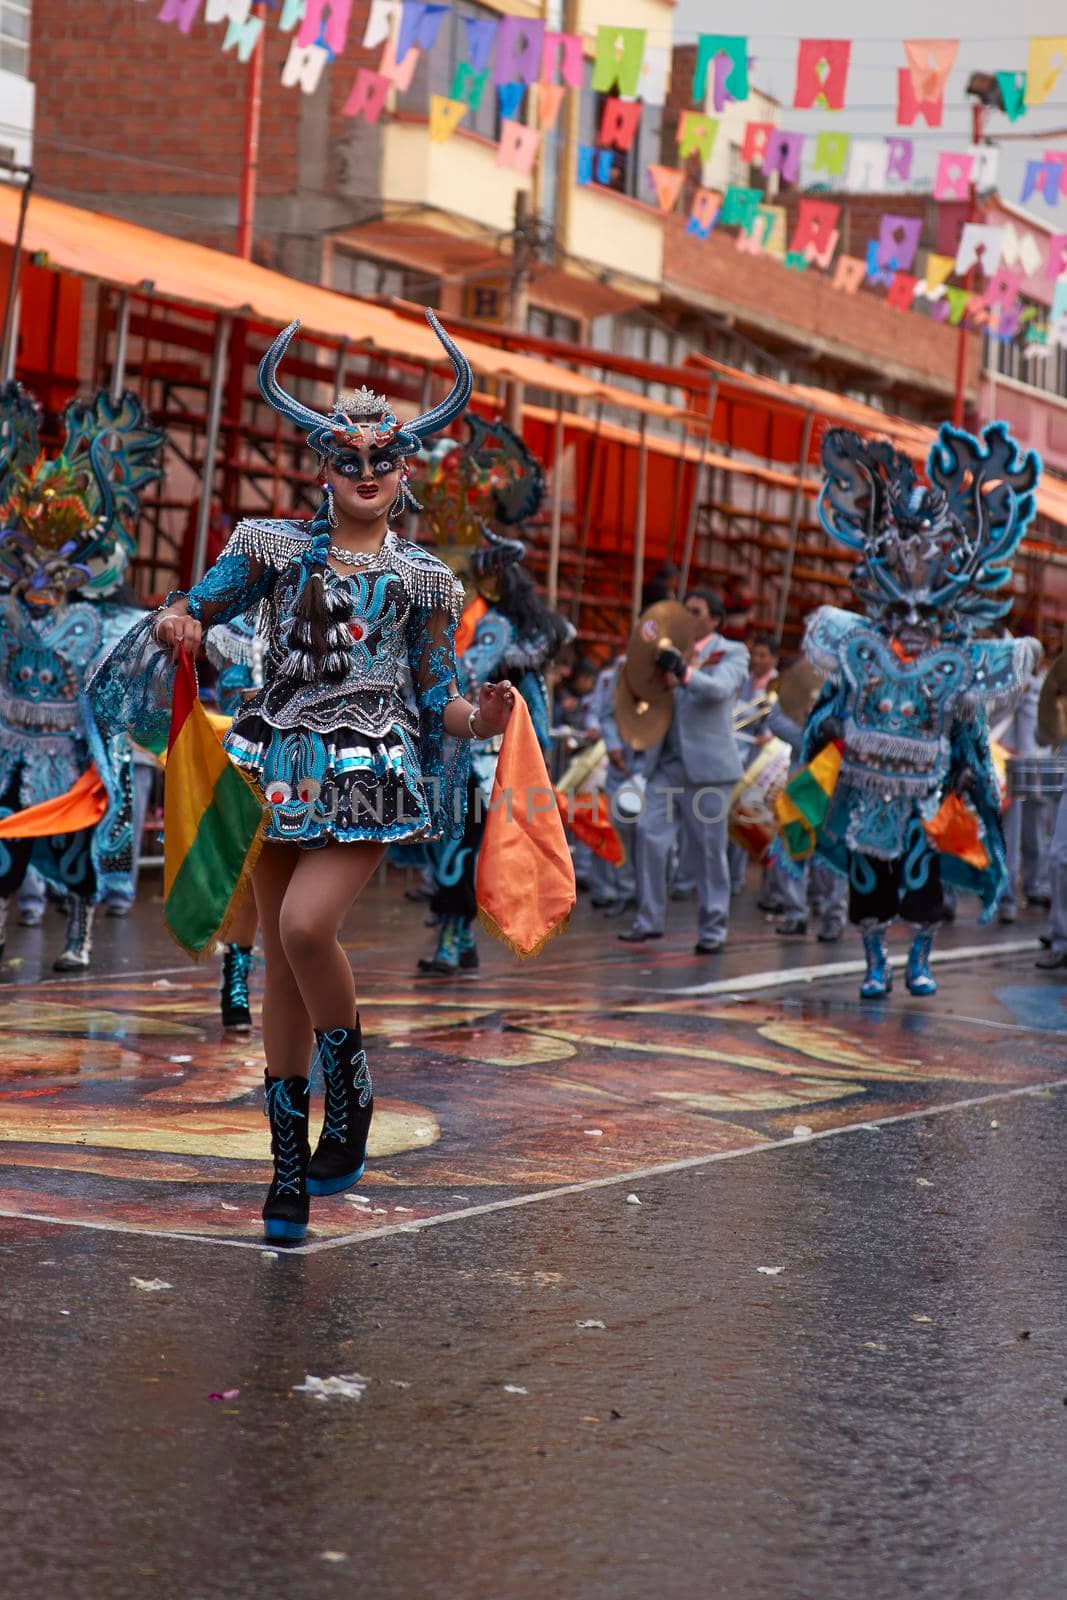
<box><xmin>1005</xmin><ymin>756</ymin><xmax>1067</xmax><ymax>800</ymax></box>
<box><xmin>729</xmin><ymin>737</ymin><xmax>792</xmax><ymax>862</ymax></box>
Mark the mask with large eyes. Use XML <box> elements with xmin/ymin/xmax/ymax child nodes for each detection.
<box><xmin>332</xmin><ymin>451</ymin><xmax>398</xmax><ymax>481</ymax></box>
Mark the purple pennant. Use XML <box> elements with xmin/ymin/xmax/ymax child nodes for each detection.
<box><xmin>876</xmin><ymin>214</ymin><xmax>922</xmax><ymax>272</ymax></box>
<box><xmin>764</xmin><ymin>130</ymin><xmax>804</xmax><ymax>185</ymax></box>
<box><xmin>494</xmin><ymin>14</ymin><xmax>544</xmax><ymax>85</ymax></box>
<box><xmin>885</xmin><ymin>138</ymin><xmax>914</xmax><ymax>183</ymax></box>
<box><xmin>463</xmin><ymin>14</ymin><xmax>497</xmax><ymax>74</ymax></box>
<box><xmin>157</xmin><ymin>0</ymin><xmax>201</xmax><ymax>34</ymax></box>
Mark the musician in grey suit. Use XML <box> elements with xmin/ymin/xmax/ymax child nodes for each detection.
<box><xmin>620</xmin><ymin>591</ymin><xmax>749</xmax><ymax>954</ymax></box>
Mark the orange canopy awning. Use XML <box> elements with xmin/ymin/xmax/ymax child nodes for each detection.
<box><xmin>683</xmin><ymin>353</ymin><xmax>1067</xmax><ymax>531</ymax></box>
<box><xmin>0</xmin><ymin>185</ymin><xmax>675</xmax><ymax>420</ymax></box>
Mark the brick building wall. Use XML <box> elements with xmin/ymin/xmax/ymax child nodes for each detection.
<box><xmin>663</xmin><ymin>211</ymin><xmax>979</xmax><ymax>411</ymax></box>
<box><xmin>29</xmin><ymin>0</ymin><xmax>381</xmax><ymax>273</ymax></box>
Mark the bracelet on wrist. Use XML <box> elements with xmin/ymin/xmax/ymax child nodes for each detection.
<box><xmin>467</xmin><ymin>707</ymin><xmax>482</xmax><ymax>740</ymax></box>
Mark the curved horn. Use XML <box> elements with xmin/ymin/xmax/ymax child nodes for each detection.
<box><xmin>257</xmin><ymin>320</ymin><xmax>332</xmax><ymax>435</ymax></box>
<box><xmin>470</xmin><ymin>523</ymin><xmax>526</xmax><ymax>577</ymax></box>
<box><xmin>406</xmin><ymin>311</ymin><xmax>473</xmax><ymax>441</ymax></box>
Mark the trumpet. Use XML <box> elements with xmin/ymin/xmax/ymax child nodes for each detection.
<box><xmin>733</xmin><ymin>688</ymin><xmax>777</xmax><ymax>734</ymax></box>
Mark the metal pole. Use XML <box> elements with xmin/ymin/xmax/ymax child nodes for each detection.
<box><xmin>0</xmin><ymin>167</ymin><xmax>33</xmax><ymax>383</ymax></box>
<box><xmin>333</xmin><ymin>336</ymin><xmax>349</xmax><ymax>396</ymax></box>
<box><xmin>192</xmin><ymin>313</ymin><xmax>232</xmax><ymax>583</ymax></box>
<box><xmin>236</xmin><ymin>1</ymin><xmax>264</xmax><ymax>259</ymax></box>
<box><xmin>679</xmin><ymin>445</ymin><xmax>707</xmax><ymax>597</ymax></box>
<box><xmin>630</xmin><ymin>415</ymin><xmax>649</xmax><ymax>628</ymax></box>
<box><xmin>110</xmin><ymin>290</ymin><xmax>132</xmax><ymax>403</ymax></box>
<box><xmin>774</xmin><ymin>408</ymin><xmax>816</xmax><ymax>648</ymax></box>
<box><xmin>547</xmin><ymin>397</ymin><xmax>565</xmax><ymax>611</ymax></box>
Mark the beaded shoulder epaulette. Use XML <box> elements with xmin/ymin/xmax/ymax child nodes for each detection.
<box><xmin>225</xmin><ymin>520</ymin><xmax>462</xmax><ymax>618</ymax></box>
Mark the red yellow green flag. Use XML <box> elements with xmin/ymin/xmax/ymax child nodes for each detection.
<box><xmin>164</xmin><ymin>652</ymin><xmax>265</xmax><ymax>957</ymax></box>
<box><xmin>775</xmin><ymin>740</ymin><xmax>843</xmax><ymax>861</ymax></box>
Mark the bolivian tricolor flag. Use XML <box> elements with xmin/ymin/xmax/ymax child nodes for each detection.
<box><xmin>164</xmin><ymin>652</ymin><xmax>266</xmax><ymax>957</ymax></box>
<box><xmin>775</xmin><ymin>740</ymin><xmax>843</xmax><ymax>862</ymax></box>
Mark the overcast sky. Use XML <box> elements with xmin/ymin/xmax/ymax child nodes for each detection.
<box><xmin>671</xmin><ymin>0</ymin><xmax>1067</xmax><ymax>201</ymax></box>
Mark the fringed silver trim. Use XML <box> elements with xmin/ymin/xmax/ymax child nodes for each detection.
<box><xmin>224</xmin><ymin>518</ymin><xmax>320</xmax><ymax>572</ymax></box>
<box><xmin>0</xmin><ymin>688</ymin><xmax>81</xmax><ymax>732</ymax></box>
<box><xmin>225</xmin><ymin>520</ymin><xmax>462</xmax><ymax>618</ymax></box>
<box><xmin>205</xmin><ymin>616</ymin><xmax>259</xmax><ymax>672</ymax></box>
<box><xmin>840</xmin><ymin>761</ymin><xmax>942</xmax><ymax>798</ymax></box>
<box><xmin>392</xmin><ymin>538</ymin><xmax>464</xmax><ymax>619</ymax></box>
<box><xmin>844</xmin><ymin>721</ymin><xmax>947</xmax><ymax>769</ymax></box>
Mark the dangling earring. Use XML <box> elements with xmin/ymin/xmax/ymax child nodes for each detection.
<box><xmin>388</xmin><ymin>489</ymin><xmax>405</xmax><ymax>523</ymax></box>
<box><xmin>324</xmin><ymin>482</ymin><xmax>338</xmax><ymax>529</ymax></box>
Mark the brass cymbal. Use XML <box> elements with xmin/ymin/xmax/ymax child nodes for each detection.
<box><xmin>613</xmin><ymin>601</ymin><xmax>700</xmax><ymax>752</ymax></box>
<box><xmin>776</xmin><ymin>658</ymin><xmax>826</xmax><ymax>727</ymax></box>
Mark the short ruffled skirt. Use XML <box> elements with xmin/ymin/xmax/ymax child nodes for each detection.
<box><xmin>226</xmin><ymin>712</ymin><xmax>432</xmax><ymax>848</ymax></box>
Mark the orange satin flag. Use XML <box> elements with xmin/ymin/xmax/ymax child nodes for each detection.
<box><xmin>476</xmin><ymin>695</ymin><xmax>576</xmax><ymax>958</ymax></box>
<box><xmin>454</xmin><ymin>594</ymin><xmax>489</xmax><ymax>658</ymax></box>
<box><xmin>0</xmin><ymin>767</ymin><xmax>107</xmax><ymax>838</ymax></box>
<box><xmin>923</xmin><ymin>792</ymin><xmax>990</xmax><ymax>870</ymax></box>
<box><xmin>555</xmin><ymin>787</ymin><xmax>625</xmax><ymax>866</ymax></box>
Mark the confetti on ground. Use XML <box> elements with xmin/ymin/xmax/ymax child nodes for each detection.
<box><xmin>130</xmin><ymin>1277</ymin><xmax>172</xmax><ymax>1292</ymax></box>
<box><xmin>910</xmin><ymin>1314</ymin><xmax>933</xmax><ymax>1324</ymax></box>
<box><xmin>59</xmin><ymin>1310</ymin><xmax>70</xmax><ymax>1316</ymax></box>
<box><xmin>863</xmin><ymin>1341</ymin><xmax>887</xmax><ymax>1352</ymax></box>
<box><xmin>260</xmin><ymin>1252</ymin><xmax>278</xmax><ymax>1262</ymax></box>
<box><xmin>393</xmin><ymin>1206</ymin><xmax>412</xmax><ymax>1213</ymax></box>
<box><xmin>168</xmin><ymin>1055</ymin><xmax>193</xmax><ymax>1064</ymax></box>
<box><xmin>220</xmin><ymin>1202</ymin><xmax>239</xmax><ymax>1211</ymax></box>
<box><xmin>576</xmin><ymin>1320</ymin><xmax>606</xmax><ymax>1330</ymax></box>
<box><xmin>916</xmin><ymin>1178</ymin><xmax>933</xmax><ymax>1187</ymax></box>
<box><xmin>208</xmin><ymin>1389</ymin><xmax>240</xmax><ymax>1402</ymax></box>
<box><xmin>757</xmin><ymin>1267</ymin><xmax>784</xmax><ymax>1276</ymax></box>
<box><xmin>990</xmin><ymin>1120</ymin><xmax>999</xmax><ymax>1129</ymax></box>
<box><xmin>584</xmin><ymin>1129</ymin><xmax>604</xmax><ymax>1137</ymax></box>
<box><xmin>320</xmin><ymin>1553</ymin><xmax>349</xmax><ymax>1565</ymax></box>
<box><xmin>625</xmin><ymin>1194</ymin><xmax>641</xmax><ymax>1206</ymax></box>
<box><xmin>151</xmin><ymin>979</ymin><xmax>176</xmax><ymax>989</ymax></box>
<box><xmin>792</xmin><ymin>1125</ymin><xmax>813</xmax><ymax>1139</ymax></box>
<box><xmin>292</xmin><ymin>1374</ymin><xmax>370</xmax><ymax>1402</ymax></box>
<box><xmin>502</xmin><ymin>1385</ymin><xmax>528</xmax><ymax>1395</ymax></box>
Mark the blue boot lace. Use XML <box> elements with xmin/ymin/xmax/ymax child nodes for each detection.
<box><xmin>264</xmin><ymin>1078</ymin><xmax>307</xmax><ymax>1197</ymax></box>
<box><xmin>315</xmin><ymin>1029</ymin><xmax>372</xmax><ymax>1146</ymax></box>
<box><xmin>223</xmin><ymin>945</ymin><xmax>252</xmax><ymax>1012</ymax></box>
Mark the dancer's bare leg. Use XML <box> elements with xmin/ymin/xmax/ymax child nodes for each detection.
<box><xmin>227</xmin><ymin>884</ymin><xmax>259</xmax><ymax>949</ymax></box>
<box><xmin>252</xmin><ymin>842</ymin><xmax>312</xmax><ymax>1079</ymax></box>
<box><xmin>277</xmin><ymin>842</ymin><xmax>386</xmax><ymax>1027</ymax></box>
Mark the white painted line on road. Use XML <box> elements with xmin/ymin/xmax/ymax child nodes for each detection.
<box><xmin>2</xmin><ymin>1075</ymin><xmax>1064</xmax><ymax>1255</ymax></box>
<box><xmin>664</xmin><ymin>938</ymin><xmax>1040</xmax><ymax>998</ymax></box>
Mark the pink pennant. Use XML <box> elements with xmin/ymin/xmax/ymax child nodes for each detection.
<box><xmin>887</xmin><ymin>273</ymin><xmax>919</xmax><ymax>311</ymax></box>
<box><xmin>541</xmin><ymin>32</ymin><xmax>583</xmax><ymax>88</ymax></box>
<box><xmin>933</xmin><ymin>151</ymin><xmax>973</xmax><ymax>201</ymax></box>
<box><xmin>343</xmin><ymin>67</ymin><xmax>391</xmax><ymax>122</ymax></box>
<box><xmin>298</xmin><ymin>0</ymin><xmax>352</xmax><ymax>55</ymax></box>
<box><xmin>378</xmin><ymin>36</ymin><xmax>419</xmax><ymax>91</ymax></box>
<box><xmin>793</xmin><ymin>40</ymin><xmax>851</xmax><ymax>111</ymax></box>
<box><xmin>497</xmin><ymin>119</ymin><xmax>542</xmax><ymax>176</ymax></box>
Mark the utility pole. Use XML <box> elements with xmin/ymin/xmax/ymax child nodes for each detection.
<box><xmin>951</xmin><ymin>96</ymin><xmax>985</xmax><ymax>430</ymax></box>
<box><xmin>236</xmin><ymin>0</ymin><xmax>265</xmax><ymax>261</ymax></box>
<box><xmin>506</xmin><ymin>189</ymin><xmax>532</xmax><ymax>431</ymax></box>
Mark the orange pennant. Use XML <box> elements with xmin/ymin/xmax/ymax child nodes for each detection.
<box><xmin>555</xmin><ymin>789</ymin><xmax>625</xmax><ymax>866</ymax></box>
<box><xmin>647</xmin><ymin>163</ymin><xmax>684</xmax><ymax>213</ymax></box>
<box><xmin>476</xmin><ymin>696</ymin><xmax>575</xmax><ymax>958</ymax></box>
<box><xmin>538</xmin><ymin>82</ymin><xmax>566</xmax><ymax>131</ymax></box>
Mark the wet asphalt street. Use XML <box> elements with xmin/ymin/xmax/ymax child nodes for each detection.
<box><xmin>1</xmin><ymin>885</ymin><xmax>1065</xmax><ymax>1598</ymax></box>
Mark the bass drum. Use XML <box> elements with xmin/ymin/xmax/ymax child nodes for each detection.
<box><xmin>729</xmin><ymin>738</ymin><xmax>792</xmax><ymax>862</ymax></box>
<box><xmin>1006</xmin><ymin>756</ymin><xmax>1067</xmax><ymax>800</ymax></box>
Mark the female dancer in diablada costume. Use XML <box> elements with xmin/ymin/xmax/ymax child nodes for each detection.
<box><xmin>94</xmin><ymin>313</ymin><xmax>514</xmax><ymax>1242</ymax></box>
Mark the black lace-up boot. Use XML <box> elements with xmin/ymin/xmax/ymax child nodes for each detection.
<box><xmin>306</xmin><ymin>1022</ymin><xmax>373</xmax><ymax>1196</ymax></box>
<box><xmin>262</xmin><ymin>1073</ymin><xmax>311</xmax><ymax>1243</ymax></box>
<box><xmin>220</xmin><ymin>944</ymin><xmax>253</xmax><ymax>1031</ymax></box>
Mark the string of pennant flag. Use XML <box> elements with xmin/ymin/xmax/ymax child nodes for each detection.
<box><xmin>153</xmin><ymin>2</ymin><xmax>1067</xmax><ymax>345</ymax></box>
